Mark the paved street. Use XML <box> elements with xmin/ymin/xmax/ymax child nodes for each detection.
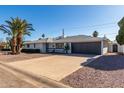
<box><xmin>0</xmin><ymin>66</ymin><xmax>36</xmax><ymax>88</ymax></box>
<box><xmin>0</xmin><ymin>53</ymin><xmax>95</xmax><ymax>87</ymax></box>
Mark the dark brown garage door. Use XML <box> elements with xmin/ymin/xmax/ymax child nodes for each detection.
<box><xmin>71</xmin><ymin>42</ymin><xmax>101</xmax><ymax>55</ymax></box>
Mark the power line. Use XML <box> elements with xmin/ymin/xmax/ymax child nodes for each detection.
<box><xmin>52</xmin><ymin>22</ymin><xmax>118</xmax><ymax>38</ymax></box>
<box><xmin>64</xmin><ymin>22</ymin><xmax>117</xmax><ymax>30</ymax></box>
<box><xmin>76</xmin><ymin>26</ymin><xmax>117</xmax><ymax>30</ymax></box>
<box><xmin>99</xmin><ymin>33</ymin><xmax>117</xmax><ymax>36</ymax></box>
<box><xmin>99</xmin><ymin>32</ymin><xmax>117</xmax><ymax>35</ymax></box>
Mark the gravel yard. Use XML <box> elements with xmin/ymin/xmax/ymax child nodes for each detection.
<box><xmin>0</xmin><ymin>52</ymin><xmax>51</xmax><ymax>62</ymax></box>
<box><xmin>61</xmin><ymin>55</ymin><xmax>124</xmax><ymax>88</ymax></box>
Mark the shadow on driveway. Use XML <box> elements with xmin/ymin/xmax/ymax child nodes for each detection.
<box><xmin>47</xmin><ymin>53</ymin><xmax>96</xmax><ymax>58</ymax></box>
<box><xmin>81</xmin><ymin>55</ymin><xmax>124</xmax><ymax>71</ymax></box>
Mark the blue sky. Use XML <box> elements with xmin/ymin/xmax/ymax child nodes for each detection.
<box><xmin>0</xmin><ymin>5</ymin><xmax>124</xmax><ymax>41</ymax></box>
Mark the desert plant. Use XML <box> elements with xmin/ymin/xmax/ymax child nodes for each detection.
<box><xmin>64</xmin><ymin>43</ymin><xmax>70</xmax><ymax>54</ymax></box>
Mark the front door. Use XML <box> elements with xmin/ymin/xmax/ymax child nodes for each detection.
<box><xmin>113</xmin><ymin>44</ymin><xmax>118</xmax><ymax>52</ymax></box>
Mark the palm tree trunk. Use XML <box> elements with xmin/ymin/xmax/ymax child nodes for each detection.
<box><xmin>11</xmin><ymin>37</ymin><xmax>17</xmax><ymax>54</ymax></box>
<box><xmin>17</xmin><ymin>33</ymin><xmax>22</xmax><ymax>54</ymax></box>
<box><xmin>17</xmin><ymin>43</ymin><xmax>22</xmax><ymax>54</ymax></box>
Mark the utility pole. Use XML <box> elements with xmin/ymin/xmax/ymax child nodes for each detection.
<box><xmin>62</xmin><ymin>28</ymin><xmax>65</xmax><ymax>38</ymax></box>
<box><xmin>103</xmin><ymin>34</ymin><xmax>107</xmax><ymax>39</ymax></box>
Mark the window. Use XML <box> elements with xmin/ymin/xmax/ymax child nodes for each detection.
<box><xmin>47</xmin><ymin>43</ymin><xmax>55</xmax><ymax>48</ymax></box>
<box><xmin>56</xmin><ymin>43</ymin><xmax>64</xmax><ymax>49</ymax></box>
<box><xmin>27</xmin><ymin>44</ymin><xmax>30</xmax><ymax>48</ymax></box>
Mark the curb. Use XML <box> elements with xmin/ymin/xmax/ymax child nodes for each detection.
<box><xmin>0</xmin><ymin>62</ymin><xmax>70</xmax><ymax>88</ymax></box>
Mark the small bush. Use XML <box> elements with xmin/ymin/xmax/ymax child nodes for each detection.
<box><xmin>1</xmin><ymin>49</ymin><xmax>11</xmax><ymax>51</ymax></box>
<box><xmin>21</xmin><ymin>49</ymin><xmax>40</xmax><ymax>53</ymax></box>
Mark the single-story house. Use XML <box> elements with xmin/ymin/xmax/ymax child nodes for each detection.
<box><xmin>24</xmin><ymin>35</ymin><xmax>109</xmax><ymax>55</ymax></box>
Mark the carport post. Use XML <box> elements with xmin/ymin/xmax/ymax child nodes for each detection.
<box><xmin>101</xmin><ymin>40</ymin><xmax>103</xmax><ymax>55</ymax></box>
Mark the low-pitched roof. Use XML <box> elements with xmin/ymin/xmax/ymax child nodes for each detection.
<box><xmin>24</xmin><ymin>35</ymin><xmax>108</xmax><ymax>44</ymax></box>
<box><xmin>53</xmin><ymin>35</ymin><xmax>105</xmax><ymax>43</ymax></box>
<box><xmin>25</xmin><ymin>39</ymin><xmax>47</xmax><ymax>44</ymax></box>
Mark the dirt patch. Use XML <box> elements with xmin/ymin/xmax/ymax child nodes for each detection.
<box><xmin>61</xmin><ymin>55</ymin><xmax>124</xmax><ymax>88</ymax></box>
<box><xmin>0</xmin><ymin>52</ymin><xmax>52</xmax><ymax>62</ymax></box>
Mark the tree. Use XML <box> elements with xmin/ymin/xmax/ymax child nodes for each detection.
<box><xmin>0</xmin><ymin>17</ymin><xmax>34</xmax><ymax>54</ymax></box>
<box><xmin>116</xmin><ymin>17</ymin><xmax>124</xmax><ymax>45</ymax></box>
<box><xmin>92</xmin><ymin>31</ymin><xmax>98</xmax><ymax>37</ymax></box>
<box><xmin>0</xmin><ymin>20</ymin><xmax>18</xmax><ymax>54</ymax></box>
<box><xmin>42</xmin><ymin>34</ymin><xmax>45</xmax><ymax>39</ymax></box>
<box><xmin>16</xmin><ymin>18</ymin><xmax>34</xmax><ymax>54</ymax></box>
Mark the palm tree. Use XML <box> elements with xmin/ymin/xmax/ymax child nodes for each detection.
<box><xmin>93</xmin><ymin>31</ymin><xmax>98</xmax><ymax>37</ymax></box>
<box><xmin>16</xmin><ymin>18</ymin><xmax>34</xmax><ymax>54</ymax></box>
<box><xmin>0</xmin><ymin>19</ymin><xmax>18</xmax><ymax>54</ymax></box>
<box><xmin>0</xmin><ymin>17</ymin><xmax>34</xmax><ymax>54</ymax></box>
<box><xmin>42</xmin><ymin>33</ymin><xmax>45</xmax><ymax>39</ymax></box>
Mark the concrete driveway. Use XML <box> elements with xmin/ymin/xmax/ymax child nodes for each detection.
<box><xmin>5</xmin><ymin>54</ymin><xmax>94</xmax><ymax>81</ymax></box>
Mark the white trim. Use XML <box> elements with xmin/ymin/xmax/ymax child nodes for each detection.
<box><xmin>69</xmin><ymin>43</ymin><xmax>72</xmax><ymax>54</ymax></box>
<box><xmin>101</xmin><ymin>40</ymin><xmax>103</xmax><ymax>55</ymax></box>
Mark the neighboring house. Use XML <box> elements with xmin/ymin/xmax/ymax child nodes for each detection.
<box><xmin>24</xmin><ymin>35</ymin><xmax>109</xmax><ymax>55</ymax></box>
<box><xmin>108</xmin><ymin>41</ymin><xmax>124</xmax><ymax>54</ymax></box>
<box><xmin>0</xmin><ymin>42</ymin><xmax>6</xmax><ymax>49</ymax></box>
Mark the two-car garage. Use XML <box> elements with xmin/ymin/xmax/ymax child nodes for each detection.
<box><xmin>71</xmin><ymin>42</ymin><xmax>102</xmax><ymax>55</ymax></box>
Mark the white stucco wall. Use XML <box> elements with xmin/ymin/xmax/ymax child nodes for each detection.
<box><xmin>24</xmin><ymin>43</ymin><xmax>46</xmax><ymax>53</ymax></box>
<box><xmin>24</xmin><ymin>44</ymin><xmax>34</xmax><ymax>49</ymax></box>
<box><xmin>118</xmin><ymin>45</ymin><xmax>124</xmax><ymax>54</ymax></box>
<box><xmin>103</xmin><ymin>47</ymin><xmax>108</xmax><ymax>54</ymax></box>
<box><xmin>108</xmin><ymin>43</ymin><xmax>113</xmax><ymax>52</ymax></box>
<box><xmin>35</xmin><ymin>43</ymin><xmax>46</xmax><ymax>53</ymax></box>
<box><xmin>101</xmin><ymin>40</ymin><xmax>108</xmax><ymax>55</ymax></box>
